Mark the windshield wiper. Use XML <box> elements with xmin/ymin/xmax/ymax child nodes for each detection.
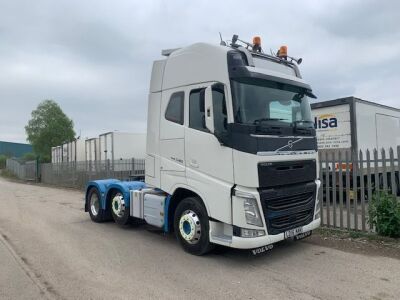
<box><xmin>253</xmin><ymin>118</ymin><xmax>287</xmax><ymax>125</ymax></box>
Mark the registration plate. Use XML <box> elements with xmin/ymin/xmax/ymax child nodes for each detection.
<box><xmin>284</xmin><ymin>227</ymin><xmax>304</xmax><ymax>239</ymax></box>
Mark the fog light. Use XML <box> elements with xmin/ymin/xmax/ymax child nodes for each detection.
<box><xmin>240</xmin><ymin>228</ymin><xmax>266</xmax><ymax>238</ymax></box>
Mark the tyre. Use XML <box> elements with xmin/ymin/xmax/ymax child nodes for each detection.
<box><xmin>173</xmin><ymin>197</ymin><xmax>214</xmax><ymax>255</ymax></box>
<box><xmin>88</xmin><ymin>187</ymin><xmax>108</xmax><ymax>223</ymax></box>
<box><xmin>110</xmin><ymin>191</ymin><xmax>130</xmax><ymax>226</ymax></box>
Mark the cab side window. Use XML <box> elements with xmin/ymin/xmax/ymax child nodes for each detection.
<box><xmin>189</xmin><ymin>88</ymin><xmax>207</xmax><ymax>132</ymax></box>
<box><xmin>165</xmin><ymin>92</ymin><xmax>184</xmax><ymax>125</ymax></box>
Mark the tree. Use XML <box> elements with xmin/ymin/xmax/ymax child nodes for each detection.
<box><xmin>25</xmin><ymin>100</ymin><xmax>75</xmax><ymax>162</ymax></box>
<box><xmin>21</xmin><ymin>152</ymin><xmax>37</xmax><ymax>162</ymax></box>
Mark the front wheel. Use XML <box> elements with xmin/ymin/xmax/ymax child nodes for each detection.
<box><xmin>174</xmin><ymin>197</ymin><xmax>214</xmax><ymax>255</ymax></box>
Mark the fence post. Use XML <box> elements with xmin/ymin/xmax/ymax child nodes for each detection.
<box><xmin>325</xmin><ymin>152</ymin><xmax>330</xmax><ymax>227</ymax></box>
<box><xmin>389</xmin><ymin>148</ymin><xmax>397</xmax><ymax>196</ymax></box>
<box><xmin>366</xmin><ymin>150</ymin><xmax>373</xmax><ymax>230</ymax></box>
<box><xmin>338</xmin><ymin>150</ymin><xmax>344</xmax><ymax>229</ymax></box>
<box><xmin>381</xmin><ymin>148</ymin><xmax>388</xmax><ymax>192</ymax></box>
<box><xmin>132</xmin><ymin>158</ymin><xmax>136</xmax><ymax>177</ymax></box>
<box><xmin>345</xmin><ymin>151</ymin><xmax>351</xmax><ymax>230</ymax></box>
<box><xmin>331</xmin><ymin>151</ymin><xmax>337</xmax><ymax>228</ymax></box>
<box><xmin>352</xmin><ymin>150</ymin><xmax>358</xmax><ymax>231</ymax></box>
<box><xmin>373</xmin><ymin>149</ymin><xmax>379</xmax><ymax>201</ymax></box>
<box><xmin>359</xmin><ymin>150</ymin><xmax>366</xmax><ymax>231</ymax></box>
<box><xmin>318</xmin><ymin>152</ymin><xmax>323</xmax><ymax>225</ymax></box>
<box><xmin>398</xmin><ymin>146</ymin><xmax>400</xmax><ymax>196</ymax></box>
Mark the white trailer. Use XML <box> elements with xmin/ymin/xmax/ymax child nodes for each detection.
<box><xmin>311</xmin><ymin>97</ymin><xmax>400</xmax><ymax>153</ymax></box>
<box><xmin>62</xmin><ymin>142</ymin><xmax>69</xmax><ymax>162</ymax></box>
<box><xmin>312</xmin><ymin>97</ymin><xmax>400</xmax><ymax>195</ymax></box>
<box><xmin>85</xmin><ymin>138</ymin><xmax>100</xmax><ymax>163</ymax></box>
<box><xmin>51</xmin><ymin>146</ymin><xmax>62</xmax><ymax>163</ymax></box>
<box><xmin>69</xmin><ymin>139</ymin><xmax>86</xmax><ymax>162</ymax></box>
<box><xmin>60</xmin><ymin>139</ymin><xmax>85</xmax><ymax>163</ymax></box>
<box><xmin>99</xmin><ymin>132</ymin><xmax>146</xmax><ymax>161</ymax></box>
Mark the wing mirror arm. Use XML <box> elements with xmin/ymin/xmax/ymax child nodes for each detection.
<box><xmin>204</xmin><ymin>86</ymin><xmax>214</xmax><ymax>134</ymax></box>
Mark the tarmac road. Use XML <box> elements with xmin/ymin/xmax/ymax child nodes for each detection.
<box><xmin>0</xmin><ymin>177</ymin><xmax>399</xmax><ymax>300</ymax></box>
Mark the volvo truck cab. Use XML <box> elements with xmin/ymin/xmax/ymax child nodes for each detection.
<box><xmin>85</xmin><ymin>35</ymin><xmax>321</xmax><ymax>255</ymax></box>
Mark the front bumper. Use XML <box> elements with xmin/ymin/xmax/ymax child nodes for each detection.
<box><xmin>229</xmin><ymin>218</ymin><xmax>320</xmax><ymax>249</ymax></box>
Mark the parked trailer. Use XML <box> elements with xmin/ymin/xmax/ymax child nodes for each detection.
<box><xmin>311</xmin><ymin>97</ymin><xmax>400</xmax><ymax>154</ymax></box>
<box><xmin>51</xmin><ymin>146</ymin><xmax>62</xmax><ymax>164</ymax></box>
<box><xmin>85</xmin><ymin>137</ymin><xmax>100</xmax><ymax>162</ymax></box>
<box><xmin>60</xmin><ymin>139</ymin><xmax>85</xmax><ymax>163</ymax></box>
<box><xmin>99</xmin><ymin>132</ymin><xmax>146</xmax><ymax>171</ymax></box>
<box><xmin>312</xmin><ymin>97</ymin><xmax>400</xmax><ymax>196</ymax></box>
<box><xmin>85</xmin><ymin>36</ymin><xmax>321</xmax><ymax>255</ymax></box>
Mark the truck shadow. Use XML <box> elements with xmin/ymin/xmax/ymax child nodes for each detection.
<box><xmin>122</xmin><ymin>222</ymin><xmax>311</xmax><ymax>264</ymax></box>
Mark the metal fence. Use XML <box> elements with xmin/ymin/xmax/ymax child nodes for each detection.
<box><xmin>319</xmin><ymin>147</ymin><xmax>400</xmax><ymax>232</ymax></box>
<box><xmin>40</xmin><ymin>159</ymin><xmax>145</xmax><ymax>189</ymax></box>
<box><xmin>6</xmin><ymin>158</ymin><xmax>38</xmax><ymax>181</ymax></box>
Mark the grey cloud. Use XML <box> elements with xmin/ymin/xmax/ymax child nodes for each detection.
<box><xmin>315</xmin><ymin>0</ymin><xmax>400</xmax><ymax>40</ymax></box>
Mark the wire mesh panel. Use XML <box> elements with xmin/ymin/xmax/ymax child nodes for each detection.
<box><xmin>40</xmin><ymin>158</ymin><xmax>145</xmax><ymax>189</ymax></box>
<box><xmin>6</xmin><ymin>158</ymin><xmax>37</xmax><ymax>181</ymax></box>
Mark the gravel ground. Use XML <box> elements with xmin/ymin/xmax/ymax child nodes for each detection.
<box><xmin>0</xmin><ymin>177</ymin><xmax>399</xmax><ymax>300</ymax></box>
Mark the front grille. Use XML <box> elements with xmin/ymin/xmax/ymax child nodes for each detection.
<box><xmin>258</xmin><ymin>160</ymin><xmax>316</xmax><ymax>188</ymax></box>
<box><xmin>259</xmin><ymin>182</ymin><xmax>316</xmax><ymax>235</ymax></box>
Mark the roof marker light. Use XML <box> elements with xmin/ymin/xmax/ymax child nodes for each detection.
<box><xmin>278</xmin><ymin>45</ymin><xmax>288</xmax><ymax>59</ymax></box>
<box><xmin>252</xmin><ymin>36</ymin><xmax>262</xmax><ymax>52</ymax></box>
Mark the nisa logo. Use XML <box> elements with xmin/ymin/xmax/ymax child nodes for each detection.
<box><xmin>314</xmin><ymin>114</ymin><xmax>338</xmax><ymax>129</ymax></box>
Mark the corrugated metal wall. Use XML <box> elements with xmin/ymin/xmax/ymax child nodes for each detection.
<box><xmin>0</xmin><ymin>141</ymin><xmax>33</xmax><ymax>157</ymax></box>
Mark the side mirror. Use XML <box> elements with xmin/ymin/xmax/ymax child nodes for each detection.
<box><xmin>204</xmin><ymin>86</ymin><xmax>214</xmax><ymax>133</ymax></box>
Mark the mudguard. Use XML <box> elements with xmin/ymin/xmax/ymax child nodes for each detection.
<box><xmin>85</xmin><ymin>179</ymin><xmax>146</xmax><ymax>211</ymax></box>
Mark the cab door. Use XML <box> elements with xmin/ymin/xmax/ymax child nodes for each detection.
<box><xmin>159</xmin><ymin>90</ymin><xmax>187</xmax><ymax>192</ymax></box>
<box><xmin>184</xmin><ymin>83</ymin><xmax>234</xmax><ymax>224</ymax></box>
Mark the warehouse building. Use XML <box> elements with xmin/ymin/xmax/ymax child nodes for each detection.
<box><xmin>0</xmin><ymin>141</ymin><xmax>33</xmax><ymax>157</ymax></box>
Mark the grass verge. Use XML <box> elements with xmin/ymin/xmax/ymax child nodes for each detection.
<box><xmin>316</xmin><ymin>227</ymin><xmax>399</xmax><ymax>244</ymax></box>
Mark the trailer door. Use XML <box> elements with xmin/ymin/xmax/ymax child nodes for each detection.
<box><xmin>376</xmin><ymin>114</ymin><xmax>400</xmax><ymax>151</ymax></box>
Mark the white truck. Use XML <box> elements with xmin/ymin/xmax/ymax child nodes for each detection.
<box><xmin>84</xmin><ymin>35</ymin><xmax>321</xmax><ymax>255</ymax></box>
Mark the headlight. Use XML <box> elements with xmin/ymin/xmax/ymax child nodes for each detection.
<box><xmin>235</xmin><ymin>190</ymin><xmax>263</xmax><ymax>227</ymax></box>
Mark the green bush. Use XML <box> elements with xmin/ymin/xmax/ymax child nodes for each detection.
<box><xmin>368</xmin><ymin>192</ymin><xmax>400</xmax><ymax>238</ymax></box>
<box><xmin>0</xmin><ymin>155</ymin><xmax>7</xmax><ymax>169</ymax></box>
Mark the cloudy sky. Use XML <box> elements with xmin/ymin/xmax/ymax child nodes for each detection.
<box><xmin>1</xmin><ymin>0</ymin><xmax>399</xmax><ymax>143</ymax></box>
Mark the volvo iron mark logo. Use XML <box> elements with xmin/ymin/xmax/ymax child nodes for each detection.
<box><xmin>287</xmin><ymin>140</ymin><xmax>293</xmax><ymax>149</ymax></box>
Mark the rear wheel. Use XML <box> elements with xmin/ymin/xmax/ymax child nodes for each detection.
<box><xmin>110</xmin><ymin>191</ymin><xmax>130</xmax><ymax>226</ymax></box>
<box><xmin>174</xmin><ymin>197</ymin><xmax>214</xmax><ymax>255</ymax></box>
<box><xmin>88</xmin><ymin>188</ymin><xmax>107</xmax><ymax>222</ymax></box>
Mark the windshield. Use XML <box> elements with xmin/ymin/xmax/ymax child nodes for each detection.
<box><xmin>231</xmin><ymin>78</ymin><xmax>313</xmax><ymax>128</ymax></box>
